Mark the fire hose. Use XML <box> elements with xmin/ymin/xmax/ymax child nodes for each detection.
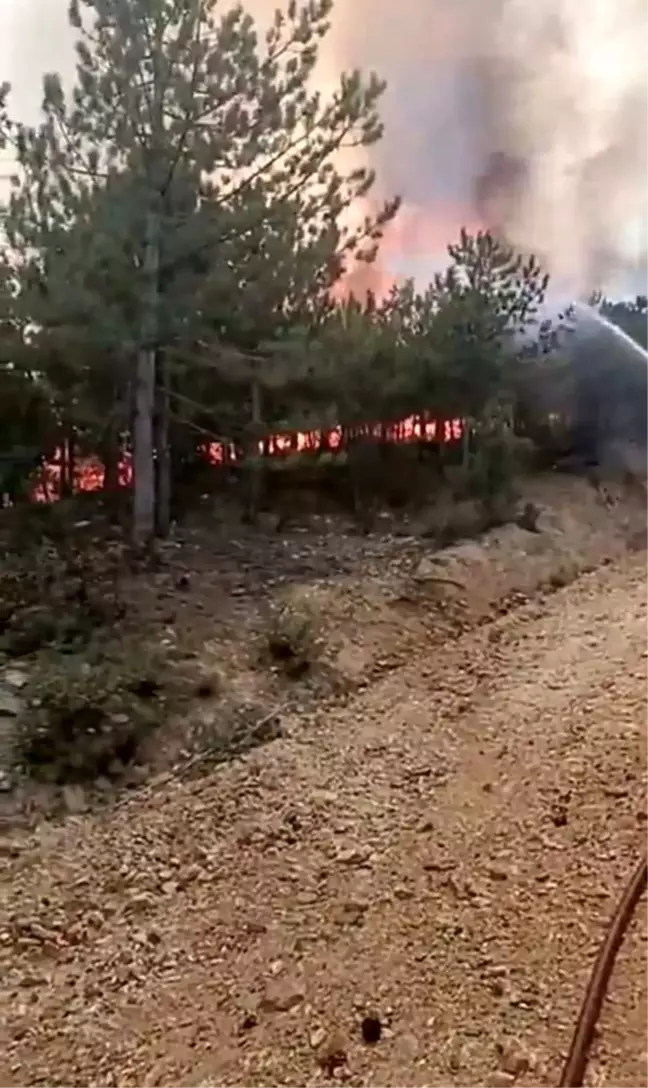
<box><xmin>559</xmin><ymin>851</ymin><xmax>648</xmax><ymax>1087</ymax></box>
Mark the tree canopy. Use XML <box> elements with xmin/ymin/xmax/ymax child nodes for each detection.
<box><xmin>1</xmin><ymin>0</ymin><xmax>636</xmax><ymax>533</ymax></box>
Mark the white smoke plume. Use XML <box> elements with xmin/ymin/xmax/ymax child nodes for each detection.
<box><xmin>1</xmin><ymin>0</ymin><xmax>646</xmax><ymax>295</ymax></box>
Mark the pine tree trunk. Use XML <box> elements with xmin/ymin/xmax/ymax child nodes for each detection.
<box><xmin>133</xmin><ymin>211</ymin><xmax>160</xmax><ymax>546</ymax></box>
<box><xmin>155</xmin><ymin>349</ymin><xmax>171</xmax><ymax>537</ymax></box>
<box><xmin>101</xmin><ymin>421</ymin><xmax>121</xmax><ymax>494</ymax></box>
<box><xmin>243</xmin><ymin>377</ymin><xmax>263</xmax><ymax>523</ymax></box>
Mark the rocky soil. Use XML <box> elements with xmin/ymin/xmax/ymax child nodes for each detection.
<box><xmin>1</xmin><ymin>539</ymin><xmax>646</xmax><ymax>1087</ymax></box>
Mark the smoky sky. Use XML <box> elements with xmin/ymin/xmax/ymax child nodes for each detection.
<box><xmin>320</xmin><ymin>0</ymin><xmax>647</xmax><ymax>295</ymax></box>
<box><xmin>2</xmin><ymin>0</ymin><xmax>646</xmax><ymax>295</ymax></box>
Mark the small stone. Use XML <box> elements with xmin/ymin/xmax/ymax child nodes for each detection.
<box><xmin>3</xmin><ymin>668</ymin><xmax>28</xmax><ymax>690</ymax></box>
<box><xmin>487</xmin><ymin>863</ymin><xmax>509</xmax><ymax>882</ymax></box>
<box><xmin>309</xmin><ymin>1027</ymin><xmax>326</xmax><ymax>1049</ymax></box>
<box><xmin>394</xmin><ymin>885</ymin><xmax>413</xmax><ymax>900</ymax></box>
<box><xmin>124</xmin><ymin>764</ymin><xmax>149</xmax><ymax>787</ymax></box>
<box><xmin>485</xmin><ymin>1073</ymin><xmax>515</xmax><ymax>1087</ymax></box>
<box><xmin>62</xmin><ymin>784</ymin><xmax>88</xmax><ymax>814</ymax></box>
<box><xmin>239</xmin><ymin>1012</ymin><xmax>258</xmax><ymax>1033</ymax></box>
<box><xmin>317</xmin><ymin>1032</ymin><xmax>347</xmax><ymax>1075</ymax></box>
<box><xmin>0</xmin><ymin>689</ymin><xmax>21</xmax><ymax>716</ymax></box>
<box><xmin>448</xmin><ymin>1041</ymin><xmax>464</xmax><ymax>1072</ymax></box>
<box><xmin>259</xmin><ymin>979</ymin><xmax>305</xmax><ymax>1013</ymax></box>
<box><xmin>499</xmin><ymin>1040</ymin><xmax>530</xmax><ymax>1077</ymax></box>
<box><xmin>315</xmin><ymin>789</ymin><xmax>339</xmax><ymax>805</ymax></box>
<box><xmin>360</xmin><ymin>1015</ymin><xmax>382</xmax><ymax>1044</ymax></box>
<box><xmin>335</xmin><ymin>900</ymin><xmax>368</xmax><ymax>927</ymax></box>
<box><xmin>336</xmin><ymin>846</ymin><xmax>371</xmax><ymax>866</ymax></box>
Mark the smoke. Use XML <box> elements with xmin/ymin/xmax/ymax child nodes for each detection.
<box><xmin>318</xmin><ymin>0</ymin><xmax>647</xmax><ymax>296</ymax></box>
<box><xmin>2</xmin><ymin>0</ymin><xmax>646</xmax><ymax>296</ymax></box>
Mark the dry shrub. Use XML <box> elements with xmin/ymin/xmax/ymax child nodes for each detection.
<box><xmin>14</xmin><ymin>641</ymin><xmax>174</xmax><ymax>784</ymax></box>
<box><xmin>261</xmin><ymin>590</ymin><xmax>323</xmax><ymax>678</ymax></box>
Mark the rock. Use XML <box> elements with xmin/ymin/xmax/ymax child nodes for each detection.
<box><xmin>62</xmin><ymin>784</ymin><xmax>88</xmax><ymax>814</ymax></box>
<box><xmin>335</xmin><ymin>900</ymin><xmax>368</xmax><ymax>927</ymax></box>
<box><xmin>309</xmin><ymin>1026</ymin><xmax>326</xmax><ymax>1049</ymax></box>
<box><xmin>499</xmin><ymin>1039</ymin><xmax>531</xmax><ymax>1077</ymax></box>
<box><xmin>3</xmin><ymin>668</ymin><xmax>28</xmax><ymax>690</ymax></box>
<box><xmin>335</xmin><ymin>845</ymin><xmax>372</xmax><ymax>866</ymax></box>
<box><xmin>485</xmin><ymin>1073</ymin><xmax>516</xmax><ymax>1087</ymax></box>
<box><xmin>0</xmin><ymin>689</ymin><xmax>21</xmax><ymax>717</ymax></box>
<box><xmin>516</xmin><ymin>501</ymin><xmax>542</xmax><ymax>533</ymax></box>
<box><xmin>360</xmin><ymin>1015</ymin><xmax>382</xmax><ymax>1044</ymax></box>
<box><xmin>124</xmin><ymin>763</ymin><xmax>150</xmax><ymax>788</ymax></box>
<box><xmin>259</xmin><ymin>979</ymin><xmax>305</xmax><ymax>1013</ymax></box>
<box><xmin>0</xmin><ymin>769</ymin><xmax>13</xmax><ymax>792</ymax></box>
<box><xmin>486</xmin><ymin>863</ymin><xmax>509</xmax><ymax>882</ymax></box>
<box><xmin>316</xmin><ymin>1031</ymin><xmax>347</xmax><ymax>1075</ymax></box>
<box><xmin>448</xmin><ymin>1040</ymin><xmax>464</xmax><ymax>1072</ymax></box>
<box><xmin>239</xmin><ymin>1012</ymin><xmax>258</xmax><ymax>1033</ymax></box>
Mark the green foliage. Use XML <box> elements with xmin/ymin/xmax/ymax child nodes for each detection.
<box><xmin>5</xmin><ymin>0</ymin><xmax>396</xmax><ymax>356</ymax></box>
<box><xmin>0</xmin><ymin>0</ymin><xmax>609</xmax><ymax>532</ymax></box>
<box><xmin>304</xmin><ymin>229</ymin><xmax>557</xmax><ymax>435</ymax></box>
<box><xmin>1</xmin><ymin>0</ymin><xmax>402</xmax><ymax>540</ymax></box>
<box><xmin>14</xmin><ymin>640</ymin><xmax>170</xmax><ymax>783</ymax></box>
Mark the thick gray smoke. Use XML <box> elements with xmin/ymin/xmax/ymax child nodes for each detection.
<box><xmin>318</xmin><ymin>0</ymin><xmax>648</xmax><ymax>296</ymax></box>
<box><xmin>2</xmin><ymin>0</ymin><xmax>646</xmax><ymax>296</ymax></box>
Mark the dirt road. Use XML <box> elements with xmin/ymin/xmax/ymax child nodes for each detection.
<box><xmin>2</xmin><ymin>553</ymin><xmax>647</xmax><ymax>1088</ymax></box>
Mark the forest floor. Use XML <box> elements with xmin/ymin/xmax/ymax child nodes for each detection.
<box><xmin>1</xmin><ymin>472</ymin><xmax>647</xmax><ymax>1087</ymax></box>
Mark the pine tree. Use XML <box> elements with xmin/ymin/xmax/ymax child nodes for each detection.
<box><xmin>4</xmin><ymin>0</ymin><xmax>398</xmax><ymax>541</ymax></box>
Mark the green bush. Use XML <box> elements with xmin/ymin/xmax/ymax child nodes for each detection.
<box><xmin>14</xmin><ymin>642</ymin><xmax>171</xmax><ymax>783</ymax></box>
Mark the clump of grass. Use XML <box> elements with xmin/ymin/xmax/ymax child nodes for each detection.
<box><xmin>261</xmin><ymin>593</ymin><xmax>322</xmax><ymax>678</ymax></box>
<box><xmin>14</xmin><ymin>641</ymin><xmax>175</xmax><ymax>784</ymax></box>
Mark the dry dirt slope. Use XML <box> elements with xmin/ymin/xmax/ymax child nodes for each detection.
<box><xmin>1</xmin><ymin>551</ymin><xmax>647</xmax><ymax>1088</ymax></box>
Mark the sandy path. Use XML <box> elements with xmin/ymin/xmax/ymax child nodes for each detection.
<box><xmin>2</xmin><ymin>554</ymin><xmax>646</xmax><ymax>1088</ymax></box>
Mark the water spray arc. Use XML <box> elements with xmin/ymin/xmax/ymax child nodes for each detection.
<box><xmin>572</xmin><ymin>302</ymin><xmax>648</xmax><ymax>362</ymax></box>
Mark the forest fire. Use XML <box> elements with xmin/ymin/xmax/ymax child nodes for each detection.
<box><xmin>31</xmin><ymin>413</ymin><xmax>464</xmax><ymax>501</ymax></box>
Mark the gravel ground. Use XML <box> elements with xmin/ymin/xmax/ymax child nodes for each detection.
<box><xmin>1</xmin><ymin>552</ymin><xmax>646</xmax><ymax>1088</ymax></box>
